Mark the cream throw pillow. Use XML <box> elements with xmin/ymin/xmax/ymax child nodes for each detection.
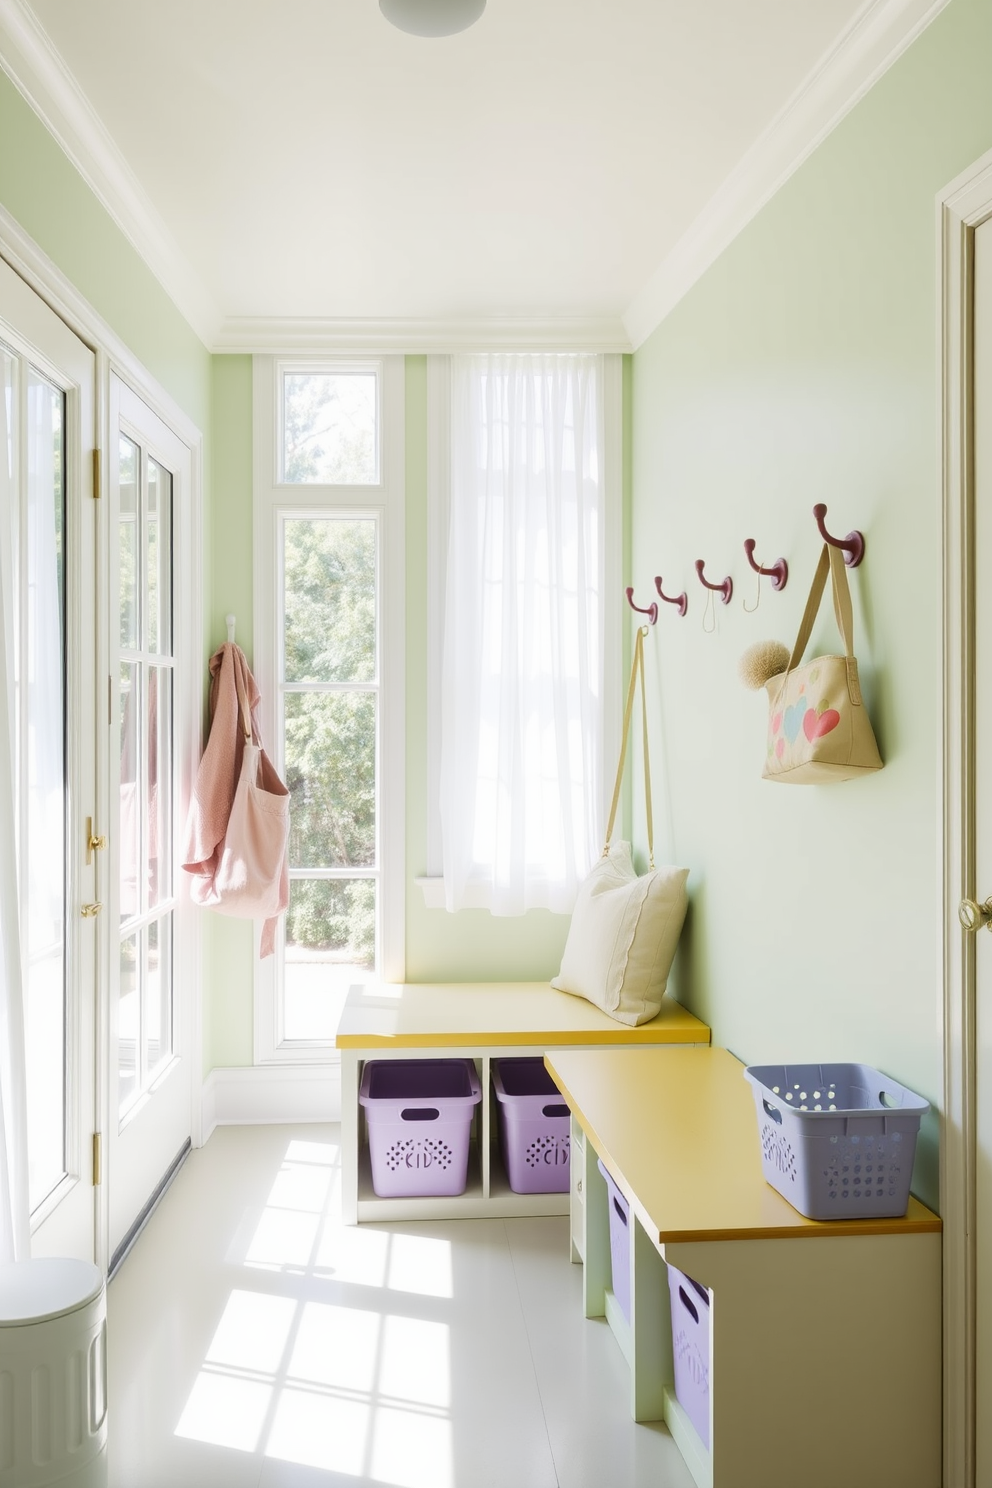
<box><xmin>552</xmin><ymin>842</ymin><xmax>689</xmax><ymax>1026</ymax></box>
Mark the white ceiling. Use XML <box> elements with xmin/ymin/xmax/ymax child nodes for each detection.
<box><xmin>0</xmin><ymin>0</ymin><xmax>946</xmax><ymax>349</ymax></box>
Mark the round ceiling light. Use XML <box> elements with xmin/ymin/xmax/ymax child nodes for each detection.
<box><xmin>379</xmin><ymin>0</ymin><xmax>486</xmax><ymax>38</ymax></box>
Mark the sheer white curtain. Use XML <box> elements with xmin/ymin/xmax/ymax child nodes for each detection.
<box><xmin>440</xmin><ymin>353</ymin><xmax>605</xmax><ymax>915</ymax></box>
<box><xmin>0</xmin><ymin>353</ymin><xmax>29</xmax><ymax>1261</ymax></box>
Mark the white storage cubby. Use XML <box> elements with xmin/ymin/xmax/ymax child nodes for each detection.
<box><xmin>337</xmin><ymin>982</ymin><xmax>710</xmax><ymax>1225</ymax></box>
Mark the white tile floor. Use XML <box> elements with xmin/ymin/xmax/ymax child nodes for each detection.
<box><xmin>107</xmin><ymin>1124</ymin><xmax>695</xmax><ymax>1488</ymax></box>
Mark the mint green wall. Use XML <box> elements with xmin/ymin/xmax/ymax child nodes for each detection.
<box><xmin>630</xmin><ymin>0</ymin><xmax>992</xmax><ymax>1211</ymax></box>
<box><xmin>10</xmin><ymin>0</ymin><xmax>985</xmax><ymax>1142</ymax></box>
<box><xmin>202</xmin><ymin>357</ymin><xmax>255</xmax><ymax>1070</ymax></box>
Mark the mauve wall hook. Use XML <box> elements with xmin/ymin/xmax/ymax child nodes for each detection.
<box><xmin>654</xmin><ymin>576</ymin><xmax>688</xmax><ymax>617</ymax></box>
<box><xmin>694</xmin><ymin>560</ymin><xmax>733</xmax><ymax>605</ymax></box>
<box><xmin>624</xmin><ymin>585</ymin><xmax>658</xmax><ymax>624</ymax></box>
<box><xmin>743</xmin><ymin>540</ymin><xmax>788</xmax><ymax>591</ymax></box>
<box><xmin>812</xmin><ymin>503</ymin><xmax>865</xmax><ymax>567</ymax></box>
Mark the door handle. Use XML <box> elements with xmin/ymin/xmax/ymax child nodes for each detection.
<box><xmin>85</xmin><ymin>816</ymin><xmax>107</xmax><ymax>866</ymax></box>
<box><xmin>959</xmin><ymin>897</ymin><xmax>992</xmax><ymax>932</ymax></box>
<box><xmin>80</xmin><ymin>902</ymin><xmax>103</xmax><ymax>918</ymax></box>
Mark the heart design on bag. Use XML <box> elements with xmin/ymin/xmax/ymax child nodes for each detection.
<box><xmin>803</xmin><ymin>706</ymin><xmax>840</xmax><ymax>741</ymax></box>
<box><xmin>758</xmin><ymin>542</ymin><xmax>883</xmax><ymax>784</ymax></box>
<box><xmin>783</xmin><ymin>699</ymin><xmax>807</xmax><ymax>743</ymax></box>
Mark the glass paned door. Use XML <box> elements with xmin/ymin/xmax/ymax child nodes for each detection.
<box><xmin>108</xmin><ymin>376</ymin><xmax>193</xmax><ymax>1262</ymax></box>
<box><xmin>0</xmin><ymin>253</ymin><xmax>98</xmax><ymax>1264</ymax></box>
<box><xmin>281</xmin><ymin>514</ymin><xmax>379</xmax><ymax>1042</ymax></box>
<box><xmin>116</xmin><ymin>433</ymin><xmax>175</xmax><ymax>1116</ymax></box>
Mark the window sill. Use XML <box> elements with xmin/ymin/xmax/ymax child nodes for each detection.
<box><xmin>415</xmin><ymin>876</ymin><xmax>501</xmax><ymax>910</ymax></box>
<box><xmin>413</xmin><ymin>876</ymin><xmax>574</xmax><ymax>914</ymax></box>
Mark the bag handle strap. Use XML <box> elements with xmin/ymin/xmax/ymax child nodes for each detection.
<box><xmin>603</xmin><ymin>624</ymin><xmax>654</xmax><ymax>868</ymax></box>
<box><xmin>785</xmin><ymin>542</ymin><xmax>862</xmax><ymax>704</ymax></box>
<box><xmin>231</xmin><ymin>645</ymin><xmax>253</xmax><ymax>744</ymax></box>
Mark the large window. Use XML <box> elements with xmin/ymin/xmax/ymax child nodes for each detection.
<box><xmin>254</xmin><ymin>359</ymin><xmax>404</xmax><ymax>1063</ymax></box>
<box><xmin>425</xmin><ymin>353</ymin><xmax>621</xmax><ymax>913</ymax></box>
<box><xmin>281</xmin><ymin>513</ymin><xmax>379</xmax><ymax>1036</ymax></box>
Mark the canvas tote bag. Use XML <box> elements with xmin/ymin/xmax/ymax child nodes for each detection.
<box><xmin>552</xmin><ymin>626</ymin><xmax>689</xmax><ymax>1026</ymax></box>
<box><xmin>205</xmin><ymin>663</ymin><xmax>290</xmax><ymax>917</ymax></box>
<box><xmin>763</xmin><ymin>542</ymin><xmax>883</xmax><ymax>784</ymax></box>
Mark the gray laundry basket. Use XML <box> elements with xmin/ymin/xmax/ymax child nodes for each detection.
<box><xmin>744</xmin><ymin>1063</ymin><xmax>929</xmax><ymax>1220</ymax></box>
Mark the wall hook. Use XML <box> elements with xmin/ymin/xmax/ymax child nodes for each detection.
<box><xmin>743</xmin><ymin>540</ymin><xmax>788</xmax><ymax>591</ymax></box>
<box><xmin>694</xmin><ymin>560</ymin><xmax>733</xmax><ymax>605</ymax></box>
<box><xmin>624</xmin><ymin>586</ymin><xmax>658</xmax><ymax>624</ymax></box>
<box><xmin>812</xmin><ymin>503</ymin><xmax>865</xmax><ymax>567</ymax></box>
<box><xmin>653</xmin><ymin>576</ymin><xmax>688</xmax><ymax>617</ymax></box>
<box><xmin>226</xmin><ymin>613</ymin><xmax>237</xmax><ymax>643</ymax></box>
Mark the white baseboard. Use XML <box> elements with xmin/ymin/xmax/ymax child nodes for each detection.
<box><xmin>200</xmin><ymin>1061</ymin><xmax>341</xmax><ymax>1145</ymax></box>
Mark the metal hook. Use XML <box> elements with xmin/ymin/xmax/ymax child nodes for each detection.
<box><xmin>624</xmin><ymin>586</ymin><xmax>658</xmax><ymax>624</ymax></box>
<box><xmin>694</xmin><ymin>560</ymin><xmax>733</xmax><ymax>605</ymax></box>
<box><xmin>812</xmin><ymin>504</ymin><xmax>865</xmax><ymax>567</ymax></box>
<box><xmin>743</xmin><ymin>540</ymin><xmax>788</xmax><ymax>591</ymax></box>
<box><xmin>653</xmin><ymin>576</ymin><xmax>688</xmax><ymax>617</ymax></box>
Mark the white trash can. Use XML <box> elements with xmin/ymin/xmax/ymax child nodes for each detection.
<box><xmin>0</xmin><ymin>1258</ymin><xmax>108</xmax><ymax>1488</ymax></box>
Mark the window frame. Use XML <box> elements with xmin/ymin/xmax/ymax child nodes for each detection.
<box><xmin>253</xmin><ymin>355</ymin><xmax>405</xmax><ymax>1065</ymax></box>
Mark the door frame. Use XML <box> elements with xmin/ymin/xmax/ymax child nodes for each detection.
<box><xmin>0</xmin><ymin>203</ymin><xmax>204</xmax><ymax>1275</ymax></box>
<box><xmin>939</xmin><ymin>144</ymin><xmax>992</xmax><ymax>1488</ymax></box>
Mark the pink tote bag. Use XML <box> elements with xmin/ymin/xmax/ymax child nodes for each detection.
<box><xmin>208</xmin><ymin>739</ymin><xmax>290</xmax><ymax>918</ymax></box>
<box><xmin>194</xmin><ymin>657</ymin><xmax>290</xmax><ymax>920</ymax></box>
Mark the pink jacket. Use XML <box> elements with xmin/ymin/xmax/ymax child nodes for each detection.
<box><xmin>182</xmin><ymin>642</ymin><xmax>288</xmax><ymax>957</ymax></box>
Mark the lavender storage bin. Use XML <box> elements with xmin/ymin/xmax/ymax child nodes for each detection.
<box><xmin>744</xmin><ymin>1063</ymin><xmax>929</xmax><ymax>1220</ymax></box>
<box><xmin>668</xmin><ymin>1266</ymin><xmax>711</xmax><ymax>1449</ymax></box>
<box><xmin>359</xmin><ymin>1059</ymin><xmax>482</xmax><ymax>1198</ymax></box>
<box><xmin>492</xmin><ymin>1058</ymin><xmax>570</xmax><ymax>1194</ymax></box>
<box><xmin>597</xmin><ymin>1158</ymin><xmax>631</xmax><ymax>1323</ymax></box>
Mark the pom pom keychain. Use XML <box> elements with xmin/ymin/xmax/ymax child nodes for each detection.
<box><xmin>739</xmin><ymin>640</ymin><xmax>790</xmax><ymax>690</ymax></box>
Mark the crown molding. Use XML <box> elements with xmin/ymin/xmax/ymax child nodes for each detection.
<box><xmin>0</xmin><ymin>0</ymin><xmax>221</xmax><ymax>348</ymax></box>
<box><xmin>623</xmin><ymin>0</ymin><xmax>952</xmax><ymax>349</ymax></box>
<box><xmin>213</xmin><ymin>315</ymin><xmax>632</xmax><ymax>354</ymax></box>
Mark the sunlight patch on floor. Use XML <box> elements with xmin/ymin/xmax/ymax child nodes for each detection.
<box><xmin>173</xmin><ymin>1133</ymin><xmax>455</xmax><ymax>1487</ymax></box>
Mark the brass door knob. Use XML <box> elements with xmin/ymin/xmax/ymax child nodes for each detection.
<box><xmin>80</xmin><ymin>902</ymin><xmax>103</xmax><ymax>918</ymax></box>
<box><xmin>959</xmin><ymin>897</ymin><xmax>992</xmax><ymax>932</ymax></box>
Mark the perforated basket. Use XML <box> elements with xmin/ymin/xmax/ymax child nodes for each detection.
<box><xmin>744</xmin><ymin>1063</ymin><xmax>929</xmax><ymax>1220</ymax></box>
<box><xmin>359</xmin><ymin>1059</ymin><xmax>482</xmax><ymax>1197</ymax></box>
<box><xmin>597</xmin><ymin>1159</ymin><xmax>631</xmax><ymax>1322</ymax></box>
<box><xmin>492</xmin><ymin>1058</ymin><xmax>571</xmax><ymax>1193</ymax></box>
<box><xmin>668</xmin><ymin>1265</ymin><xmax>710</xmax><ymax>1449</ymax></box>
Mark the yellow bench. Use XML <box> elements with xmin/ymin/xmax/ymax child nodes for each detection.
<box><xmin>337</xmin><ymin>981</ymin><xmax>710</xmax><ymax>1224</ymax></box>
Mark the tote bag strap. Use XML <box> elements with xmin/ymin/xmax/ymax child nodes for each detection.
<box><xmin>785</xmin><ymin>542</ymin><xmax>862</xmax><ymax>704</ymax></box>
<box><xmin>603</xmin><ymin>624</ymin><xmax>654</xmax><ymax>868</ymax></box>
<box><xmin>231</xmin><ymin>646</ymin><xmax>253</xmax><ymax>744</ymax></box>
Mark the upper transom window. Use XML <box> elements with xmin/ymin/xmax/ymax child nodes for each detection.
<box><xmin>279</xmin><ymin>366</ymin><xmax>379</xmax><ymax>486</ymax></box>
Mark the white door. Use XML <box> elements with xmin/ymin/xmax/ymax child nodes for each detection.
<box><xmin>974</xmin><ymin>215</ymin><xmax>992</xmax><ymax>1487</ymax></box>
<box><xmin>107</xmin><ymin>376</ymin><xmax>194</xmax><ymax>1263</ymax></box>
<box><xmin>0</xmin><ymin>255</ymin><xmax>98</xmax><ymax>1264</ymax></box>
